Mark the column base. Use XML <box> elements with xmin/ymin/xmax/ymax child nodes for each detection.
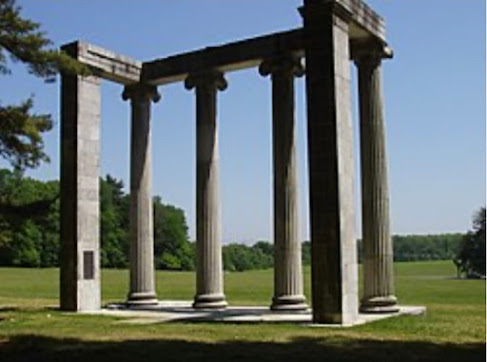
<box><xmin>360</xmin><ymin>295</ymin><xmax>399</xmax><ymax>313</ymax></box>
<box><xmin>271</xmin><ymin>294</ymin><xmax>309</xmax><ymax>311</ymax></box>
<box><xmin>126</xmin><ymin>291</ymin><xmax>158</xmax><ymax>306</ymax></box>
<box><xmin>193</xmin><ymin>293</ymin><xmax>228</xmax><ymax>309</ymax></box>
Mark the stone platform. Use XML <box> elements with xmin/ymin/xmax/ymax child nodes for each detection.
<box><xmin>82</xmin><ymin>301</ymin><xmax>426</xmax><ymax>327</ymax></box>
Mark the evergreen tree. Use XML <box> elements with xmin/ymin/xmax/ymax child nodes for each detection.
<box><xmin>0</xmin><ymin>0</ymin><xmax>87</xmax><ymax>170</ymax></box>
<box><xmin>0</xmin><ymin>169</ymin><xmax>59</xmax><ymax>267</ymax></box>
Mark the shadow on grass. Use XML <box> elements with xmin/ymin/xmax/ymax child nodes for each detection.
<box><xmin>0</xmin><ymin>307</ymin><xmax>19</xmax><ymax>320</ymax></box>
<box><xmin>0</xmin><ymin>335</ymin><xmax>484</xmax><ymax>362</ymax></box>
<box><xmin>0</xmin><ymin>307</ymin><xmax>18</xmax><ymax>313</ymax></box>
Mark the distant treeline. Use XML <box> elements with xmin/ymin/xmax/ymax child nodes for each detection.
<box><xmin>224</xmin><ymin>234</ymin><xmax>463</xmax><ymax>272</ymax></box>
<box><xmin>388</xmin><ymin>234</ymin><xmax>463</xmax><ymax>262</ymax></box>
<box><xmin>0</xmin><ymin>168</ymin><xmax>465</xmax><ymax>271</ymax></box>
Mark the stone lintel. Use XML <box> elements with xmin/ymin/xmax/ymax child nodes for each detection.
<box><xmin>303</xmin><ymin>0</ymin><xmax>386</xmax><ymax>41</ymax></box>
<box><xmin>345</xmin><ymin>0</ymin><xmax>386</xmax><ymax>41</ymax></box>
<box><xmin>61</xmin><ymin>1</ymin><xmax>387</xmax><ymax>87</ymax></box>
<box><xmin>143</xmin><ymin>29</ymin><xmax>305</xmax><ymax>86</ymax></box>
<box><xmin>61</xmin><ymin>41</ymin><xmax>142</xmax><ymax>85</ymax></box>
<box><xmin>143</xmin><ymin>26</ymin><xmax>386</xmax><ymax>86</ymax></box>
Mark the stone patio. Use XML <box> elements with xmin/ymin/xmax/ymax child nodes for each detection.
<box><xmin>82</xmin><ymin>301</ymin><xmax>426</xmax><ymax>327</ymax></box>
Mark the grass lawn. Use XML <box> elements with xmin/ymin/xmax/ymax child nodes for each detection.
<box><xmin>0</xmin><ymin>261</ymin><xmax>485</xmax><ymax>361</ymax></box>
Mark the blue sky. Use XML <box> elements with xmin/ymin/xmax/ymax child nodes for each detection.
<box><xmin>2</xmin><ymin>1</ymin><xmax>485</xmax><ymax>243</ymax></box>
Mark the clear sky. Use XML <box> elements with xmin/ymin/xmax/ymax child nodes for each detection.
<box><xmin>2</xmin><ymin>0</ymin><xmax>485</xmax><ymax>244</ymax></box>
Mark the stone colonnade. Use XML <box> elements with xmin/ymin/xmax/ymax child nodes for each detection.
<box><xmin>59</xmin><ymin>0</ymin><xmax>397</xmax><ymax>324</ymax></box>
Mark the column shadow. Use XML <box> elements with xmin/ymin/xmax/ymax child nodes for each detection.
<box><xmin>0</xmin><ymin>334</ymin><xmax>484</xmax><ymax>362</ymax></box>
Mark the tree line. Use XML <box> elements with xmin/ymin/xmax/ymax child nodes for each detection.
<box><xmin>0</xmin><ymin>170</ymin><xmax>195</xmax><ymax>270</ymax></box>
<box><xmin>0</xmin><ymin>168</ymin><xmax>474</xmax><ymax>272</ymax></box>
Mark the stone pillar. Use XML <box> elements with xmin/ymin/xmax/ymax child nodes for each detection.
<box><xmin>355</xmin><ymin>45</ymin><xmax>399</xmax><ymax>313</ymax></box>
<box><xmin>60</xmin><ymin>42</ymin><xmax>101</xmax><ymax>311</ymax></box>
<box><xmin>185</xmin><ymin>71</ymin><xmax>227</xmax><ymax>309</ymax></box>
<box><xmin>122</xmin><ymin>84</ymin><xmax>160</xmax><ymax>306</ymax></box>
<box><xmin>259</xmin><ymin>56</ymin><xmax>308</xmax><ymax>311</ymax></box>
<box><xmin>300</xmin><ymin>0</ymin><xmax>359</xmax><ymax>325</ymax></box>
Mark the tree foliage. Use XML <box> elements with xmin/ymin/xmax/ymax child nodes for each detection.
<box><xmin>0</xmin><ymin>169</ymin><xmax>475</xmax><ymax>273</ymax></box>
<box><xmin>100</xmin><ymin>175</ymin><xmax>129</xmax><ymax>268</ymax></box>
<box><xmin>154</xmin><ymin>197</ymin><xmax>194</xmax><ymax>271</ymax></box>
<box><xmin>454</xmin><ymin>207</ymin><xmax>486</xmax><ymax>278</ymax></box>
<box><xmin>390</xmin><ymin>234</ymin><xmax>463</xmax><ymax>262</ymax></box>
<box><xmin>0</xmin><ymin>0</ymin><xmax>87</xmax><ymax>170</ymax></box>
<box><xmin>0</xmin><ymin>170</ymin><xmax>193</xmax><ymax>270</ymax></box>
<box><xmin>99</xmin><ymin>176</ymin><xmax>194</xmax><ymax>270</ymax></box>
<box><xmin>0</xmin><ymin>168</ymin><xmax>59</xmax><ymax>267</ymax></box>
<box><xmin>0</xmin><ymin>0</ymin><xmax>89</xmax><ymax>230</ymax></box>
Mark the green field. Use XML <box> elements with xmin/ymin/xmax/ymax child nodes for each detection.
<box><xmin>0</xmin><ymin>261</ymin><xmax>485</xmax><ymax>361</ymax></box>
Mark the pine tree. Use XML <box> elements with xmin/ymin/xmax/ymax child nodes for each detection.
<box><xmin>0</xmin><ymin>0</ymin><xmax>87</xmax><ymax>170</ymax></box>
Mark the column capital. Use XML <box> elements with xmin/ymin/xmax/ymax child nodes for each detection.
<box><xmin>351</xmin><ymin>40</ymin><xmax>393</xmax><ymax>67</ymax></box>
<box><xmin>122</xmin><ymin>83</ymin><xmax>161</xmax><ymax>103</ymax></box>
<box><xmin>259</xmin><ymin>54</ymin><xmax>305</xmax><ymax>78</ymax></box>
<box><xmin>184</xmin><ymin>70</ymin><xmax>228</xmax><ymax>91</ymax></box>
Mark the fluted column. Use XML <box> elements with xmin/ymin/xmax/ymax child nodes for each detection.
<box><xmin>185</xmin><ymin>70</ymin><xmax>227</xmax><ymax>309</ymax></box>
<box><xmin>259</xmin><ymin>55</ymin><xmax>308</xmax><ymax>311</ymax></box>
<box><xmin>123</xmin><ymin>83</ymin><xmax>160</xmax><ymax>306</ymax></box>
<box><xmin>355</xmin><ymin>45</ymin><xmax>399</xmax><ymax>313</ymax></box>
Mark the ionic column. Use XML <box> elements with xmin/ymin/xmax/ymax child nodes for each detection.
<box><xmin>122</xmin><ymin>84</ymin><xmax>160</xmax><ymax>306</ymax></box>
<box><xmin>355</xmin><ymin>45</ymin><xmax>399</xmax><ymax>313</ymax></box>
<box><xmin>185</xmin><ymin>71</ymin><xmax>227</xmax><ymax>309</ymax></box>
<box><xmin>259</xmin><ymin>56</ymin><xmax>308</xmax><ymax>311</ymax></box>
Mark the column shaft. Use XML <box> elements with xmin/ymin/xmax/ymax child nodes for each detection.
<box><xmin>186</xmin><ymin>71</ymin><xmax>227</xmax><ymax>309</ymax></box>
<box><xmin>260</xmin><ymin>57</ymin><xmax>308</xmax><ymax>311</ymax></box>
<box><xmin>300</xmin><ymin>1</ymin><xmax>359</xmax><ymax>325</ymax></box>
<box><xmin>124</xmin><ymin>84</ymin><xmax>160</xmax><ymax>306</ymax></box>
<box><xmin>357</xmin><ymin>52</ymin><xmax>398</xmax><ymax>313</ymax></box>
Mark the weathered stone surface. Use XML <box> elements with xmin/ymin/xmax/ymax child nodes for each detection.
<box><xmin>62</xmin><ymin>41</ymin><xmax>142</xmax><ymax>85</ymax></box>
<box><xmin>94</xmin><ymin>303</ymin><xmax>425</xmax><ymax>326</ymax></box>
<box><xmin>303</xmin><ymin>0</ymin><xmax>385</xmax><ymax>41</ymax></box>
<box><xmin>60</xmin><ymin>42</ymin><xmax>101</xmax><ymax>311</ymax></box>
<box><xmin>61</xmin><ymin>1</ymin><xmax>385</xmax><ymax>87</ymax></box>
<box><xmin>260</xmin><ymin>56</ymin><xmax>308</xmax><ymax>311</ymax></box>
<box><xmin>185</xmin><ymin>71</ymin><xmax>228</xmax><ymax>309</ymax></box>
<box><xmin>301</xmin><ymin>0</ymin><xmax>359</xmax><ymax>325</ymax></box>
<box><xmin>355</xmin><ymin>46</ymin><xmax>398</xmax><ymax>313</ymax></box>
<box><xmin>122</xmin><ymin>84</ymin><xmax>160</xmax><ymax>306</ymax></box>
<box><xmin>143</xmin><ymin>0</ymin><xmax>386</xmax><ymax>86</ymax></box>
<box><xmin>144</xmin><ymin>29</ymin><xmax>304</xmax><ymax>85</ymax></box>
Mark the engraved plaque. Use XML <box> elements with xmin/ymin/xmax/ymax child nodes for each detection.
<box><xmin>83</xmin><ymin>251</ymin><xmax>94</xmax><ymax>280</ymax></box>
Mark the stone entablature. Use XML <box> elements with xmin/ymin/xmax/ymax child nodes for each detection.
<box><xmin>63</xmin><ymin>0</ymin><xmax>388</xmax><ymax>87</ymax></box>
<box><xmin>62</xmin><ymin>42</ymin><xmax>141</xmax><ymax>85</ymax></box>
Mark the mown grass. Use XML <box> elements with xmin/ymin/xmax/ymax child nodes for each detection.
<box><xmin>0</xmin><ymin>261</ymin><xmax>485</xmax><ymax>361</ymax></box>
